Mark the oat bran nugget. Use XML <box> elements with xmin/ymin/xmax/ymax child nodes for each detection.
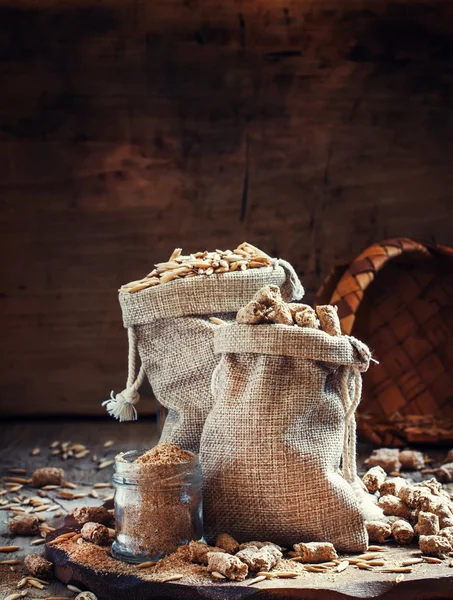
<box><xmin>399</xmin><ymin>450</ymin><xmax>424</xmax><ymax>471</ymax></box>
<box><xmin>215</xmin><ymin>533</ymin><xmax>240</xmax><ymax>554</ymax></box>
<box><xmin>415</xmin><ymin>512</ymin><xmax>439</xmax><ymax>536</ymax></box>
<box><xmin>295</xmin><ymin>308</ymin><xmax>319</xmax><ymax>328</ymax></box>
<box><xmin>378</xmin><ymin>495</ymin><xmax>412</xmax><ymax>520</ymax></box>
<box><xmin>8</xmin><ymin>515</ymin><xmax>40</xmax><ymax>536</ymax></box>
<box><xmin>379</xmin><ymin>477</ymin><xmax>407</xmax><ymax>497</ymax></box>
<box><xmin>72</xmin><ymin>506</ymin><xmax>112</xmax><ymax>525</ymax></box>
<box><xmin>293</xmin><ymin>542</ymin><xmax>338</xmax><ymax>562</ymax></box>
<box><xmin>236</xmin><ymin>545</ymin><xmax>282</xmax><ymax>571</ymax></box>
<box><xmin>187</xmin><ymin>540</ymin><xmax>225</xmax><ymax>564</ymax></box>
<box><xmin>419</xmin><ymin>534</ymin><xmax>452</xmax><ymax>557</ymax></box>
<box><xmin>32</xmin><ymin>467</ymin><xmax>64</xmax><ymax>488</ymax></box>
<box><xmin>440</xmin><ymin>527</ymin><xmax>453</xmax><ymax>545</ymax></box>
<box><xmin>362</xmin><ymin>466</ymin><xmax>386</xmax><ymax>493</ymax></box>
<box><xmin>24</xmin><ymin>554</ymin><xmax>53</xmax><ymax>579</ymax></box>
<box><xmin>366</xmin><ymin>521</ymin><xmax>392</xmax><ymax>543</ymax></box>
<box><xmin>105</xmin><ymin>249</ymin><xmax>303</xmax><ymax>453</ymax></box>
<box><xmin>391</xmin><ymin>520</ymin><xmax>415</xmax><ymax>544</ymax></box>
<box><xmin>207</xmin><ymin>552</ymin><xmax>248</xmax><ymax>581</ymax></box>
<box><xmin>81</xmin><ymin>522</ymin><xmax>110</xmax><ymax>546</ymax></box>
<box><xmin>200</xmin><ymin>322</ymin><xmax>371</xmax><ymax>551</ymax></box>
<box><xmin>367</xmin><ymin>448</ymin><xmax>401</xmax><ymax>474</ymax></box>
<box><xmin>316</xmin><ymin>305</ymin><xmax>342</xmax><ymax>336</ymax></box>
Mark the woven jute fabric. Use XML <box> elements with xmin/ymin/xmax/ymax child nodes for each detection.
<box><xmin>200</xmin><ymin>324</ymin><xmax>371</xmax><ymax>551</ymax></box>
<box><xmin>119</xmin><ymin>260</ymin><xmax>303</xmax><ymax>453</ymax></box>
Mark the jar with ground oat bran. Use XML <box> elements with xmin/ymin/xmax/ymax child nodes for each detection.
<box><xmin>112</xmin><ymin>445</ymin><xmax>203</xmax><ymax>563</ymax></box>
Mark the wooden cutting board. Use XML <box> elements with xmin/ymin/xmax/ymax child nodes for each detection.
<box><xmin>45</xmin><ymin>523</ymin><xmax>453</xmax><ymax>600</ymax></box>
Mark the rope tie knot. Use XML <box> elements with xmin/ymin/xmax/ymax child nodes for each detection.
<box><xmin>103</xmin><ymin>388</ymin><xmax>140</xmax><ymax>422</ymax></box>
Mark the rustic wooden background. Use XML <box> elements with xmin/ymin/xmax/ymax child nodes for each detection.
<box><xmin>1</xmin><ymin>0</ymin><xmax>453</xmax><ymax>416</ymax></box>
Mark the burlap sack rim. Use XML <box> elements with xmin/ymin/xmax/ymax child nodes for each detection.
<box><xmin>214</xmin><ymin>324</ymin><xmax>370</xmax><ymax>369</ymax></box>
<box><xmin>119</xmin><ymin>261</ymin><xmax>303</xmax><ymax>327</ymax></box>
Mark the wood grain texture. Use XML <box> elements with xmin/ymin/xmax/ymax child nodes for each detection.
<box><xmin>0</xmin><ymin>420</ymin><xmax>450</xmax><ymax>599</ymax></box>
<box><xmin>0</xmin><ymin>419</ymin><xmax>160</xmax><ymax>597</ymax></box>
<box><xmin>1</xmin><ymin>0</ymin><xmax>453</xmax><ymax>415</ymax></box>
<box><xmin>0</xmin><ymin>419</ymin><xmax>446</xmax><ymax>600</ymax></box>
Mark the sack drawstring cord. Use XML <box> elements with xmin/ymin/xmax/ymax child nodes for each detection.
<box><xmin>102</xmin><ymin>327</ymin><xmax>145</xmax><ymax>422</ymax></box>
<box><xmin>340</xmin><ymin>366</ymin><xmax>362</xmax><ymax>482</ymax></box>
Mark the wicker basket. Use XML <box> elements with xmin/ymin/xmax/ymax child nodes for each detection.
<box><xmin>316</xmin><ymin>238</ymin><xmax>453</xmax><ymax>446</ymax></box>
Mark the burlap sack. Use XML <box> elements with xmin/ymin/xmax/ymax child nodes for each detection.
<box><xmin>200</xmin><ymin>323</ymin><xmax>371</xmax><ymax>551</ymax></box>
<box><xmin>104</xmin><ymin>260</ymin><xmax>303</xmax><ymax>453</ymax></box>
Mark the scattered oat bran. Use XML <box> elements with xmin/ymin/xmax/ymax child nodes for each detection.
<box><xmin>51</xmin><ymin>537</ymin><xmax>210</xmax><ymax>584</ymax></box>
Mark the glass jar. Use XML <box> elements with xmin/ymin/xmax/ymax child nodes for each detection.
<box><xmin>112</xmin><ymin>449</ymin><xmax>203</xmax><ymax>564</ymax></box>
<box><xmin>157</xmin><ymin>402</ymin><xmax>168</xmax><ymax>434</ymax></box>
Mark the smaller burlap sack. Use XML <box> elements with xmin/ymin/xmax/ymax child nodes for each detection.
<box><xmin>103</xmin><ymin>260</ymin><xmax>303</xmax><ymax>453</ymax></box>
<box><xmin>200</xmin><ymin>323</ymin><xmax>371</xmax><ymax>551</ymax></box>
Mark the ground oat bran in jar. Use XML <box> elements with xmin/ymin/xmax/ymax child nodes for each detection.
<box><xmin>112</xmin><ymin>443</ymin><xmax>203</xmax><ymax>563</ymax></box>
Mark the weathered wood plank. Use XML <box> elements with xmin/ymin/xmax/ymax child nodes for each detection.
<box><xmin>1</xmin><ymin>0</ymin><xmax>453</xmax><ymax>415</ymax></box>
<box><xmin>0</xmin><ymin>419</ymin><xmax>159</xmax><ymax>596</ymax></box>
<box><xmin>0</xmin><ymin>420</ymin><xmax>451</xmax><ymax>599</ymax></box>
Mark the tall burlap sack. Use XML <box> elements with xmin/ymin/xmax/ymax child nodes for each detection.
<box><xmin>200</xmin><ymin>323</ymin><xmax>371</xmax><ymax>551</ymax></box>
<box><xmin>104</xmin><ymin>260</ymin><xmax>303</xmax><ymax>453</ymax></box>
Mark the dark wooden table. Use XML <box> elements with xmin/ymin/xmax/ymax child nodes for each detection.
<box><xmin>0</xmin><ymin>418</ymin><xmax>159</xmax><ymax>598</ymax></box>
<box><xmin>1</xmin><ymin>420</ymin><xmax>452</xmax><ymax>600</ymax></box>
